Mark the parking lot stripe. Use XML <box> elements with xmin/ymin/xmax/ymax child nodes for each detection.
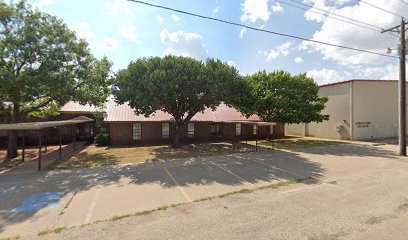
<box><xmin>84</xmin><ymin>187</ymin><xmax>100</xmax><ymax>224</ymax></box>
<box><xmin>208</xmin><ymin>161</ymin><xmax>255</xmax><ymax>186</ymax></box>
<box><xmin>244</xmin><ymin>157</ymin><xmax>305</xmax><ymax>179</ymax></box>
<box><xmin>163</xmin><ymin>167</ymin><xmax>192</xmax><ymax>203</ymax></box>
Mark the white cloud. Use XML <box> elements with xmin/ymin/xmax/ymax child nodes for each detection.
<box><xmin>333</xmin><ymin>0</ymin><xmax>352</xmax><ymax>6</ymax></box>
<box><xmin>106</xmin><ymin>0</ymin><xmax>132</xmax><ymax>16</ymax></box>
<box><xmin>263</xmin><ymin>49</ymin><xmax>280</xmax><ymax>61</ymax></box>
<box><xmin>70</xmin><ymin>22</ymin><xmax>95</xmax><ymax>43</ymax></box>
<box><xmin>94</xmin><ymin>37</ymin><xmax>119</xmax><ymax>51</ymax></box>
<box><xmin>271</xmin><ymin>2</ymin><xmax>283</xmax><ymax>13</ymax></box>
<box><xmin>171</xmin><ymin>15</ymin><xmax>180</xmax><ymax>22</ymax></box>
<box><xmin>306</xmin><ymin>68</ymin><xmax>346</xmax><ymax>85</ymax></box>
<box><xmin>227</xmin><ymin>60</ymin><xmax>240</xmax><ymax>71</ymax></box>
<box><xmin>213</xmin><ymin>6</ymin><xmax>220</xmax><ymax>16</ymax></box>
<box><xmin>307</xmin><ymin>64</ymin><xmax>400</xmax><ymax>85</ymax></box>
<box><xmin>240</xmin><ymin>0</ymin><xmax>271</xmax><ymax>22</ymax></box>
<box><xmin>304</xmin><ymin>0</ymin><xmax>330</xmax><ymax>23</ymax></box>
<box><xmin>294</xmin><ymin>57</ymin><xmax>304</xmax><ymax>64</ymax></box>
<box><xmin>278</xmin><ymin>42</ymin><xmax>292</xmax><ymax>56</ymax></box>
<box><xmin>302</xmin><ymin>0</ymin><xmax>404</xmax><ymax>66</ymax></box>
<box><xmin>70</xmin><ymin>22</ymin><xmax>119</xmax><ymax>51</ymax></box>
<box><xmin>119</xmin><ymin>24</ymin><xmax>140</xmax><ymax>44</ymax></box>
<box><xmin>160</xmin><ymin>29</ymin><xmax>208</xmax><ymax>60</ymax></box>
<box><xmin>29</xmin><ymin>0</ymin><xmax>55</xmax><ymax>9</ymax></box>
<box><xmin>259</xmin><ymin>41</ymin><xmax>293</xmax><ymax>61</ymax></box>
<box><xmin>360</xmin><ymin>64</ymin><xmax>399</xmax><ymax>80</ymax></box>
<box><xmin>157</xmin><ymin>15</ymin><xmax>164</xmax><ymax>25</ymax></box>
<box><xmin>239</xmin><ymin>27</ymin><xmax>247</xmax><ymax>39</ymax></box>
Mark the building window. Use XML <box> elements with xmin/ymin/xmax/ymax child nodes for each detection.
<box><xmin>253</xmin><ymin>124</ymin><xmax>258</xmax><ymax>135</ymax></box>
<box><xmin>270</xmin><ymin>125</ymin><xmax>274</xmax><ymax>134</ymax></box>
<box><xmin>188</xmin><ymin>123</ymin><xmax>194</xmax><ymax>138</ymax></box>
<box><xmin>211</xmin><ymin>123</ymin><xmax>223</xmax><ymax>138</ymax></box>
<box><xmin>236</xmin><ymin>123</ymin><xmax>241</xmax><ymax>136</ymax></box>
<box><xmin>133</xmin><ymin>123</ymin><xmax>141</xmax><ymax>140</ymax></box>
<box><xmin>162</xmin><ymin>123</ymin><xmax>170</xmax><ymax>139</ymax></box>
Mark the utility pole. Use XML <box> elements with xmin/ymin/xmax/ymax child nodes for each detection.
<box><xmin>382</xmin><ymin>18</ymin><xmax>407</xmax><ymax>156</ymax></box>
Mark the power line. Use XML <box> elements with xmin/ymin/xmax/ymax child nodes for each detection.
<box><xmin>127</xmin><ymin>0</ymin><xmax>399</xmax><ymax>59</ymax></box>
<box><xmin>281</xmin><ymin>0</ymin><xmax>398</xmax><ymax>38</ymax></box>
<box><xmin>359</xmin><ymin>0</ymin><xmax>404</xmax><ymax>18</ymax></box>
<box><xmin>275</xmin><ymin>0</ymin><xmax>380</xmax><ymax>33</ymax></box>
<box><xmin>285</xmin><ymin>0</ymin><xmax>383</xmax><ymax>30</ymax></box>
<box><xmin>399</xmin><ymin>0</ymin><xmax>408</xmax><ymax>6</ymax></box>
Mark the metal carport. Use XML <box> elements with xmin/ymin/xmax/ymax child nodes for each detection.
<box><xmin>0</xmin><ymin>116</ymin><xmax>94</xmax><ymax>171</ymax></box>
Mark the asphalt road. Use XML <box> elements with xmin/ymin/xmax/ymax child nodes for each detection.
<box><xmin>32</xmin><ymin>142</ymin><xmax>408</xmax><ymax>240</ymax></box>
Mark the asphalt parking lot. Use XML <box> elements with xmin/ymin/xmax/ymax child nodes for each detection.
<box><xmin>0</xmin><ymin>140</ymin><xmax>402</xmax><ymax>239</ymax></box>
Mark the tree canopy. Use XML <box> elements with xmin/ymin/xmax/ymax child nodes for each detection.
<box><xmin>0</xmin><ymin>1</ymin><xmax>112</xmax><ymax>158</ymax></box>
<box><xmin>113</xmin><ymin>55</ymin><xmax>241</xmax><ymax>147</ymax></box>
<box><xmin>235</xmin><ymin>70</ymin><xmax>329</xmax><ymax>124</ymax></box>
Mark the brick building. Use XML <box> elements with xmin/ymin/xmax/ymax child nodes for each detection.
<box><xmin>59</xmin><ymin>101</ymin><xmax>284</xmax><ymax>145</ymax></box>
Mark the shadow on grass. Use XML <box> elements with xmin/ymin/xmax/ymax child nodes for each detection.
<box><xmin>0</xmin><ymin>149</ymin><xmax>40</xmax><ymax>172</ymax></box>
<box><xmin>48</xmin><ymin>152</ymin><xmax>120</xmax><ymax>170</ymax></box>
<box><xmin>149</xmin><ymin>143</ymin><xmax>238</xmax><ymax>161</ymax></box>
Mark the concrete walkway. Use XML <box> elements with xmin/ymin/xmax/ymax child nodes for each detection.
<box><xmin>0</xmin><ymin>140</ymin><xmax>404</xmax><ymax>239</ymax></box>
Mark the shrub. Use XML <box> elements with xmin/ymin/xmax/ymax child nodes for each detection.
<box><xmin>94</xmin><ymin>133</ymin><xmax>110</xmax><ymax>146</ymax></box>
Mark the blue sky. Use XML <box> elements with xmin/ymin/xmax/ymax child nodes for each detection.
<box><xmin>27</xmin><ymin>0</ymin><xmax>407</xmax><ymax>84</ymax></box>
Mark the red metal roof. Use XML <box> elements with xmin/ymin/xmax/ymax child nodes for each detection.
<box><xmin>59</xmin><ymin>102</ymin><xmax>103</xmax><ymax>113</ymax></box>
<box><xmin>60</xmin><ymin>101</ymin><xmax>261</xmax><ymax>122</ymax></box>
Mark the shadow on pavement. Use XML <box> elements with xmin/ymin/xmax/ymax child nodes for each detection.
<box><xmin>0</xmin><ymin>141</ymin><xmax>399</xmax><ymax>234</ymax></box>
<box><xmin>289</xmin><ymin>142</ymin><xmax>398</xmax><ymax>159</ymax></box>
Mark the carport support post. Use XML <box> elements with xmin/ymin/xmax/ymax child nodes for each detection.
<box><xmin>59</xmin><ymin>127</ymin><xmax>62</xmax><ymax>161</ymax></box>
<box><xmin>38</xmin><ymin>130</ymin><xmax>42</xmax><ymax>171</ymax></box>
<box><xmin>44</xmin><ymin>129</ymin><xmax>47</xmax><ymax>153</ymax></box>
<box><xmin>256</xmin><ymin>124</ymin><xmax>259</xmax><ymax>152</ymax></box>
<box><xmin>22</xmin><ymin>130</ymin><xmax>25</xmax><ymax>162</ymax></box>
<box><xmin>73</xmin><ymin>124</ymin><xmax>76</xmax><ymax>152</ymax></box>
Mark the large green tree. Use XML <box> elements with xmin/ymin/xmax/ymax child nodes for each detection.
<box><xmin>235</xmin><ymin>70</ymin><xmax>329</xmax><ymax>124</ymax></box>
<box><xmin>0</xmin><ymin>1</ymin><xmax>112</xmax><ymax>159</ymax></box>
<box><xmin>113</xmin><ymin>56</ymin><xmax>240</xmax><ymax>147</ymax></box>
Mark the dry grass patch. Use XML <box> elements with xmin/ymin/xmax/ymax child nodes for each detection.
<box><xmin>49</xmin><ymin>142</ymin><xmax>238</xmax><ymax>170</ymax></box>
<box><xmin>0</xmin><ymin>148</ymin><xmax>42</xmax><ymax>171</ymax></box>
<box><xmin>243</xmin><ymin>136</ymin><xmax>343</xmax><ymax>150</ymax></box>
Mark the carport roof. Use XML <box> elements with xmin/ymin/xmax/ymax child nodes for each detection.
<box><xmin>0</xmin><ymin>116</ymin><xmax>94</xmax><ymax>131</ymax></box>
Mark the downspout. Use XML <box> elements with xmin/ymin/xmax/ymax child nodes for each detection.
<box><xmin>350</xmin><ymin>81</ymin><xmax>354</xmax><ymax>140</ymax></box>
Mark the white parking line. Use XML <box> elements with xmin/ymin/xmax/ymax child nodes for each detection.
<box><xmin>208</xmin><ymin>161</ymin><xmax>255</xmax><ymax>186</ymax></box>
<box><xmin>244</xmin><ymin>157</ymin><xmax>305</xmax><ymax>179</ymax></box>
<box><xmin>84</xmin><ymin>188</ymin><xmax>101</xmax><ymax>224</ymax></box>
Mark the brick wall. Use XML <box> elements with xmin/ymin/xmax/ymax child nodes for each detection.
<box><xmin>108</xmin><ymin>121</ymin><xmax>285</xmax><ymax>145</ymax></box>
<box><xmin>274</xmin><ymin>123</ymin><xmax>285</xmax><ymax>137</ymax></box>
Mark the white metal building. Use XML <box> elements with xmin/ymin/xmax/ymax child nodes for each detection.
<box><xmin>286</xmin><ymin>79</ymin><xmax>407</xmax><ymax>140</ymax></box>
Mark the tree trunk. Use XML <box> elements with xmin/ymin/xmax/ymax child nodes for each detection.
<box><xmin>6</xmin><ymin>103</ymin><xmax>20</xmax><ymax>160</ymax></box>
<box><xmin>172</xmin><ymin>124</ymin><xmax>181</xmax><ymax>148</ymax></box>
<box><xmin>7</xmin><ymin>130</ymin><xmax>18</xmax><ymax>159</ymax></box>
